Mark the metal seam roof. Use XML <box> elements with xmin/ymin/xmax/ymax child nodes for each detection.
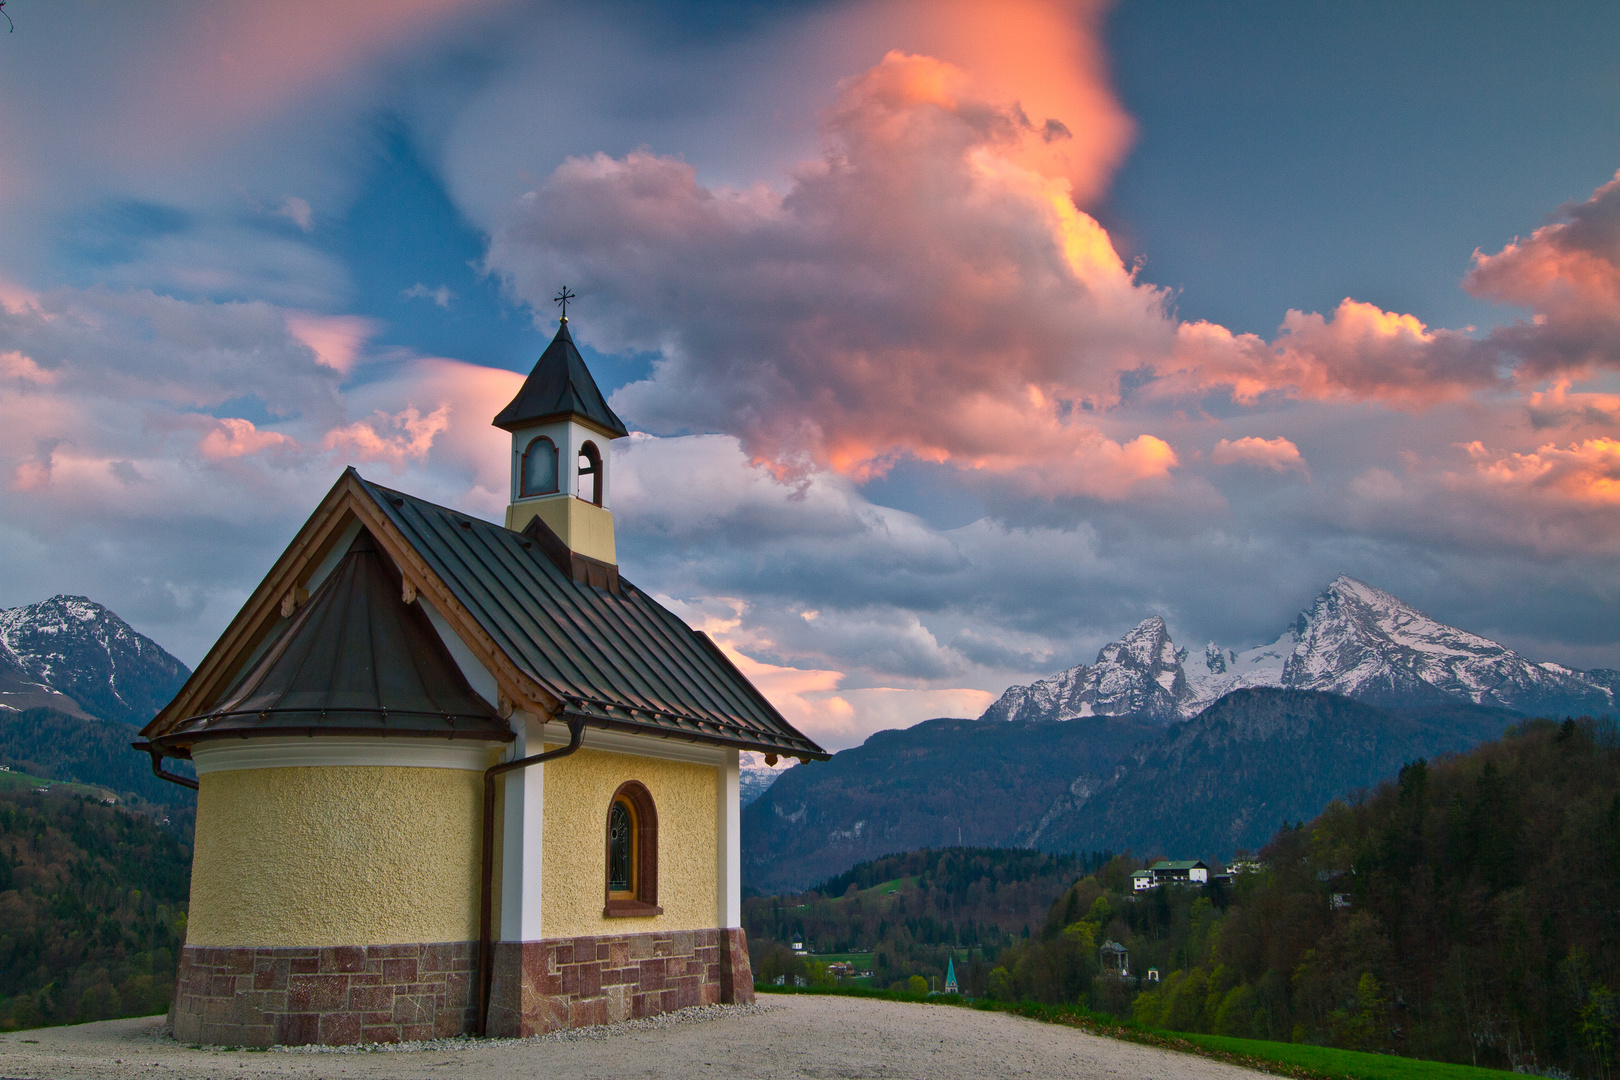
<box><xmin>360</xmin><ymin>476</ymin><xmax>825</xmax><ymax>758</ymax></box>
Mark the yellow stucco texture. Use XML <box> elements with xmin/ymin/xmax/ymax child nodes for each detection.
<box><xmin>504</xmin><ymin>497</ymin><xmax>617</xmax><ymax>564</ymax></box>
<box><xmin>541</xmin><ymin>747</ymin><xmax>718</xmax><ymax>939</ymax></box>
<box><xmin>187</xmin><ymin>765</ymin><xmax>483</xmax><ymax>947</ymax></box>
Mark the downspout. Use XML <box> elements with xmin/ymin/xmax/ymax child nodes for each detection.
<box><xmin>477</xmin><ymin>714</ymin><xmax>585</xmax><ymax>1036</ymax></box>
<box><xmin>131</xmin><ymin>741</ymin><xmax>200</xmax><ymax>791</ymax></box>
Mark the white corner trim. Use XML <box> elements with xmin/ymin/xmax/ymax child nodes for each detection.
<box><xmin>190</xmin><ymin>736</ymin><xmax>503</xmax><ymax>775</ymax></box>
<box><xmin>536</xmin><ymin>722</ymin><xmax>728</xmax><ymax>766</ymax></box>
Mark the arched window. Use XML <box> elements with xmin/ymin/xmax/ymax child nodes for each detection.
<box><xmin>604</xmin><ymin>780</ymin><xmax>659</xmax><ymax>916</ymax></box>
<box><xmin>578</xmin><ymin>441</ymin><xmax>603</xmax><ymax>506</ymax></box>
<box><xmin>520</xmin><ymin>436</ymin><xmax>558</xmax><ymax>497</ymax></box>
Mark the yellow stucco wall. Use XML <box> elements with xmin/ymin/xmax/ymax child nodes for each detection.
<box><xmin>187</xmin><ymin>765</ymin><xmax>483</xmax><ymax>947</ymax></box>
<box><xmin>504</xmin><ymin>497</ymin><xmax>617</xmax><ymax>564</ymax></box>
<box><xmin>541</xmin><ymin>747</ymin><xmax>718</xmax><ymax>939</ymax></box>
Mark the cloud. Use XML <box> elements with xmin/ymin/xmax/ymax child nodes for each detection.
<box><xmin>285</xmin><ymin>312</ymin><xmax>375</xmax><ymax>376</ymax></box>
<box><xmin>660</xmin><ymin>586</ymin><xmax>999</xmax><ymax>750</ymax></box>
<box><xmin>322</xmin><ymin>404</ymin><xmax>453</xmax><ymax>473</ymax></box>
<box><xmin>1163</xmin><ymin>300</ymin><xmax>1494</xmax><ymax>408</ymax></box>
<box><xmin>1459</xmin><ymin>437</ymin><xmax>1620</xmax><ymax>506</ymax></box>
<box><xmin>198</xmin><ymin>418</ymin><xmax>299</xmax><ymax>462</ymax></box>
<box><xmin>0</xmin><ymin>284</ymin><xmax>345</xmax><ymax>420</ymax></box>
<box><xmin>0</xmin><ymin>280</ymin><xmax>525</xmax><ymax>661</ymax></box>
<box><xmin>277</xmin><ymin>196</ymin><xmax>314</xmax><ymax>232</ymax></box>
<box><xmin>1466</xmin><ymin>169</ymin><xmax>1620</xmax><ymax>378</ymax></box>
<box><xmin>830</xmin><ymin>0</ymin><xmax>1134</xmax><ymax>206</ymax></box>
<box><xmin>0</xmin><ymin>350</ymin><xmax>56</xmax><ymax>384</ymax></box>
<box><xmin>402</xmin><ymin>282</ymin><xmax>456</xmax><ymax>309</ymax></box>
<box><xmin>1525</xmin><ymin>381</ymin><xmax>1620</xmax><ymax>430</ymax></box>
<box><xmin>1211</xmin><ymin>436</ymin><xmax>1307</xmax><ymax>474</ymax></box>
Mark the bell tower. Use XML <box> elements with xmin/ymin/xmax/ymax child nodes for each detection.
<box><xmin>493</xmin><ymin>301</ymin><xmax>628</xmax><ymax>565</ymax></box>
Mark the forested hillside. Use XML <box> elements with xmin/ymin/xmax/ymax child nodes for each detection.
<box><xmin>982</xmin><ymin>717</ymin><xmax>1619</xmax><ymax>1077</ymax></box>
<box><xmin>0</xmin><ymin>789</ymin><xmax>191</xmax><ymax>1030</ymax></box>
<box><xmin>1035</xmin><ymin>689</ymin><xmax>1516</xmax><ymax>855</ymax></box>
<box><xmin>744</xmin><ymin>847</ymin><xmax>1103</xmax><ymax>990</ymax></box>
<box><xmin>0</xmin><ymin>707</ymin><xmax>196</xmax><ymax>809</ymax></box>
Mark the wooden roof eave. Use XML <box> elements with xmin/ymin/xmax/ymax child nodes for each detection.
<box><xmin>142</xmin><ymin>468</ymin><xmax>564</xmax><ymax>744</ymax></box>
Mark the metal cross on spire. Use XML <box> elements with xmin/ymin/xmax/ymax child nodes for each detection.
<box><xmin>554</xmin><ymin>286</ymin><xmax>576</xmax><ymax>323</ymax></box>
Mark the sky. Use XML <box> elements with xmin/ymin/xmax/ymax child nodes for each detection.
<box><xmin>1</xmin><ymin>0</ymin><xmax>1617</xmax><ymax>752</ymax></box>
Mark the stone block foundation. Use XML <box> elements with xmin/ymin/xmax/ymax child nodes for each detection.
<box><xmin>485</xmin><ymin>927</ymin><xmax>754</xmax><ymax>1038</ymax></box>
<box><xmin>170</xmin><ymin>929</ymin><xmax>752</xmax><ymax>1046</ymax></box>
<box><xmin>170</xmin><ymin>942</ymin><xmax>477</xmax><ymax>1047</ymax></box>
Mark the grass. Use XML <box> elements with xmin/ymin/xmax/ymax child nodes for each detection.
<box><xmin>1169</xmin><ymin>1033</ymin><xmax>1516</xmax><ymax>1080</ymax></box>
<box><xmin>0</xmin><ymin>770</ymin><xmax>115</xmax><ymax>801</ymax></box>
<box><xmin>755</xmin><ymin>984</ymin><xmax>1517</xmax><ymax>1080</ymax></box>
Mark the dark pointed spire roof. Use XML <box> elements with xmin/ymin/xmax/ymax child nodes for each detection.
<box><xmin>493</xmin><ymin>321</ymin><xmax>628</xmax><ymax>437</ymax></box>
<box><xmin>157</xmin><ymin>530</ymin><xmax>509</xmax><ymax>747</ymax></box>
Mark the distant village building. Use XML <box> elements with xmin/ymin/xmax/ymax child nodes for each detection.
<box><xmin>1130</xmin><ymin>869</ymin><xmax>1155</xmax><ymax>892</ymax></box>
<box><xmin>944</xmin><ymin>957</ymin><xmax>959</xmax><ymax>994</ymax></box>
<box><xmin>1150</xmin><ymin>860</ymin><xmax>1210</xmax><ymax>886</ymax></box>
<box><xmin>1099</xmin><ymin>940</ymin><xmax>1129</xmax><ymax>978</ymax></box>
<box><xmin>137</xmin><ymin>316</ymin><xmax>828</xmax><ymax>1047</ymax></box>
<box><xmin>1146</xmin><ymin>968</ymin><xmax>1160</xmax><ymax>983</ymax></box>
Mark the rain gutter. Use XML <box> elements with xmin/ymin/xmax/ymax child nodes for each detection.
<box><xmin>130</xmin><ymin>741</ymin><xmax>200</xmax><ymax>791</ymax></box>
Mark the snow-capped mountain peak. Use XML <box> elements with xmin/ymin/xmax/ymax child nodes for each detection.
<box><xmin>981</xmin><ymin>615</ymin><xmax>1189</xmax><ymax>723</ymax></box>
<box><xmin>982</xmin><ymin>575</ymin><xmax>1615</xmax><ymax>725</ymax></box>
<box><xmin>1273</xmin><ymin>575</ymin><xmax>1608</xmax><ymax>712</ymax></box>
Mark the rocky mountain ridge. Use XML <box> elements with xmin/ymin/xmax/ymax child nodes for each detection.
<box><xmin>983</xmin><ymin>575</ymin><xmax>1614</xmax><ymax>724</ymax></box>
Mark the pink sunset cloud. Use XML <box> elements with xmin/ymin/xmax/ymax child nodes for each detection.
<box><xmin>285</xmin><ymin>313</ymin><xmax>376</xmax><ymax>376</ymax></box>
<box><xmin>197</xmin><ymin>418</ymin><xmax>298</xmax><ymax>462</ymax></box>
<box><xmin>835</xmin><ymin>0</ymin><xmax>1135</xmax><ymax>206</ymax></box>
<box><xmin>1460</xmin><ymin>437</ymin><xmax>1620</xmax><ymax>506</ymax></box>
<box><xmin>1465</xmin><ymin>169</ymin><xmax>1620</xmax><ymax>380</ymax></box>
<box><xmin>322</xmin><ymin>405</ymin><xmax>454</xmax><ymax>474</ymax></box>
<box><xmin>1211</xmin><ymin>436</ymin><xmax>1307</xmax><ymax>474</ymax></box>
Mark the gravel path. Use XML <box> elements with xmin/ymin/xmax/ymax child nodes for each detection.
<box><xmin>0</xmin><ymin>996</ymin><xmax>1271</xmax><ymax>1080</ymax></box>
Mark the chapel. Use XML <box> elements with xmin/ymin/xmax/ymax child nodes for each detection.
<box><xmin>136</xmin><ymin>314</ymin><xmax>826</xmax><ymax>1047</ymax></box>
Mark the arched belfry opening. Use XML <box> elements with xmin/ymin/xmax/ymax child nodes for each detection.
<box><xmin>578</xmin><ymin>441</ymin><xmax>603</xmax><ymax>506</ymax></box>
<box><xmin>492</xmin><ymin>304</ymin><xmax>628</xmax><ymax>565</ymax></box>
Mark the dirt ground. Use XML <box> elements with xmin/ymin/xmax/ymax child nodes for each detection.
<box><xmin>0</xmin><ymin>995</ymin><xmax>1271</xmax><ymax>1080</ymax></box>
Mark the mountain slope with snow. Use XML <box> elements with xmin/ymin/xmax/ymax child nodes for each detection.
<box><xmin>982</xmin><ymin>575</ymin><xmax>1615</xmax><ymax>724</ymax></box>
<box><xmin>0</xmin><ymin>596</ymin><xmax>190</xmax><ymax>726</ymax></box>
